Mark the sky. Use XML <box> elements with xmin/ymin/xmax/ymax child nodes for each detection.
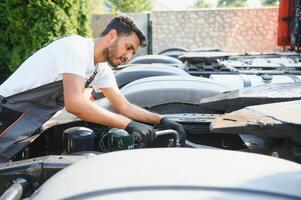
<box><xmin>155</xmin><ymin>0</ymin><xmax>263</xmax><ymax>10</ymax></box>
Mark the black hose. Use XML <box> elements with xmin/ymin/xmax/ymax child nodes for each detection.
<box><xmin>185</xmin><ymin>140</ymin><xmax>220</xmax><ymax>149</ymax></box>
<box><xmin>98</xmin><ymin>132</ymin><xmax>109</xmax><ymax>153</ymax></box>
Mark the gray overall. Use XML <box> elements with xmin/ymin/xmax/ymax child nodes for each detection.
<box><xmin>0</xmin><ymin>69</ymin><xmax>98</xmax><ymax>162</ymax></box>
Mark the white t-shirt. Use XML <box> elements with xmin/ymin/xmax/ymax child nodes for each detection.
<box><xmin>0</xmin><ymin>35</ymin><xmax>117</xmax><ymax>97</ymax></box>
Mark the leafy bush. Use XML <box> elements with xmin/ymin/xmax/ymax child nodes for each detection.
<box><xmin>0</xmin><ymin>0</ymin><xmax>11</xmax><ymax>83</ymax></box>
<box><xmin>1</xmin><ymin>0</ymin><xmax>91</xmax><ymax>74</ymax></box>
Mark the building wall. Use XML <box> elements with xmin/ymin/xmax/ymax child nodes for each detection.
<box><xmin>92</xmin><ymin>7</ymin><xmax>281</xmax><ymax>55</ymax></box>
<box><xmin>151</xmin><ymin>7</ymin><xmax>281</xmax><ymax>53</ymax></box>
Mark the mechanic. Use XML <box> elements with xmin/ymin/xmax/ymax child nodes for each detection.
<box><xmin>0</xmin><ymin>15</ymin><xmax>186</xmax><ymax>162</ymax></box>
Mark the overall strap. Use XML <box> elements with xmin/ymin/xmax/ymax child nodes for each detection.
<box><xmin>85</xmin><ymin>67</ymin><xmax>98</xmax><ymax>88</ymax></box>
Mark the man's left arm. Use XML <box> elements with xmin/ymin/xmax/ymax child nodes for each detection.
<box><xmin>101</xmin><ymin>87</ymin><xmax>161</xmax><ymax>124</ymax></box>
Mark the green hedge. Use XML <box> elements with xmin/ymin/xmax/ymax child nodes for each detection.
<box><xmin>0</xmin><ymin>0</ymin><xmax>11</xmax><ymax>82</ymax></box>
<box><xmin>0</xmin><ymin>0</ymin><xmax>91</xmax><ymax>80</ymax></box>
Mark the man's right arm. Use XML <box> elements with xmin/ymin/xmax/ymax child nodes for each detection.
<box><xmin>63</xmin><ymin>73</ymin><xmax>130</xmax><ymax>129</ymax></box>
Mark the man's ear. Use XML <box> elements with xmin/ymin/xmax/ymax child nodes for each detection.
<box><xmin>107</xmin><ymin>29</ymin><xmax>118</xmax><ymax>44</ymax></box>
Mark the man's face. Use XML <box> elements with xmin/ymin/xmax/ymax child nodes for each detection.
<box><xmin>104</xmin><ymin>33</ymin><xmax>140</xmax><ymax>68</ymax></box>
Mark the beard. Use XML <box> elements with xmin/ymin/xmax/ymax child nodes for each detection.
<box><xmin>104</xmin><ymin>40</ymin><xmax>119</xmax><ymax>68</ymax></box>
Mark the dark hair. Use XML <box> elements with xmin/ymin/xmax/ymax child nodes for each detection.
<box><xmin>100</xmin><ymin>15</ymin><xmax>147</xmax><ymax>47</ymax></box>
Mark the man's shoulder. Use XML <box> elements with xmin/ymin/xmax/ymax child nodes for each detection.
<box><xmin>51</xmin><ymin>35</ymin><xmax>92</xmax><ymax>48</ymax></box>
<box><xmin>46</xmin><ymin>35</ymin><xmax>93</xmax><ymax>57</ymax></box>
<box><xmin>61</xmin><ymin>34</ymin><xmax>87</xmax><ymax>41</ymax></box>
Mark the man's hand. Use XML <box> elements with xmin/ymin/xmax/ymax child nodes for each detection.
<box><xmin>160</xmin><ymin>117</ymin><xmax>186</xmax><ymax>145</ymax></box>
<box><xmin>125</xmin><ymin>121</ymin><xmax>156</xmax><ymax>143</ymax></box>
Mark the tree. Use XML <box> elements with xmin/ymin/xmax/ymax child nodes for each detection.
<box><xmin>0</xmin><ymin>0</ymin><xmax>11</xmax><ymax>83</ymax></box>
<box><xmin>261</xmin><ymin>0</ymin><xmax>279</xmax><ymax>6</ymax></box>
<box><xmin>217</xmin><ymin>0</ymin><xmax>247</xmax><ymax>7</ymax></box>
<box><xmin>3</xmin><ymin>0</ymin><xmax>91</xmax><ymax>72</ymax></box>
<box><xmin>192</xmin><ymin>0</ymin><xmax>212</xmax><ymax>8</ymax></box>
<box><xmin>105</xmin><ymin>0</ymin><xmax>152</xmax><ymax>13</ymax></box>
<box><xmin>89</xmin><ymin>0</ymin><xmax>106</xmax><ymax>14</ymax></box>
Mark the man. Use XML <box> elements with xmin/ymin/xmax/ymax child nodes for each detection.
<box><xmin>0</xmin><ymin>15</ymin><xmax>186</xmax><ymax>161</ymax></box>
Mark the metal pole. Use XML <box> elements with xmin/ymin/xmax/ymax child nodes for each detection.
<box><xmin>0</xmin><ymin>178</ymin><xmax>30</xmax><ymax>200</ymax></box>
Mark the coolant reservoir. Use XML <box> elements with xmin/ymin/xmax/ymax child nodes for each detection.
<box><xmin>107</xmin><ymin>128</ymin><xmax>135</xmax><ymax>151</ymax></box>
